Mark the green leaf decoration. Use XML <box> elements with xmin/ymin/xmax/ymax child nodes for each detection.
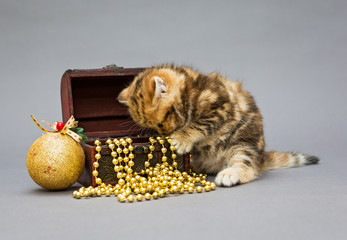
<box><xmin>69</xmin><ymin>127</ymin><xmax>88</xmax><ymax>144</ymax></box>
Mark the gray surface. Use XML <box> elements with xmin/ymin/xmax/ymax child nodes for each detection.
<box><xmin>1</xmin><ymin>0</ymin><xmax>346</xmax><ymax>239</ymax></box>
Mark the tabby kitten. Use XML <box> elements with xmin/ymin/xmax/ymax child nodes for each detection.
<box><xmin>118</xmin><ymin>65</ymin><xmax>319</xmax><ymax>187</ymax></box>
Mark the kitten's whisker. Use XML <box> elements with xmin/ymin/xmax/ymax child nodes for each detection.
<box><xmin>119</xmin><ymin>120</ymin><xmax>135</xmax><ymax>127</ymax></box>
<box><xmin>126</xmin><ymin>123</ymin><xmax>139</xmax><ymax>133</ymax></box>
<box><xmin>140</xmin><ymin>127</ymin><xmax>146</xmax><ymax>137</ymax></box>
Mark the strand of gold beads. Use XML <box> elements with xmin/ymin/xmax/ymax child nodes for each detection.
<box><xmin>73</xmin><ymin>137</ymin><xmax>216</xmax><ymax>202</ymax></box>
<box><xmin>72</xmin><ymin>139</ymin><xmax>114</xmax><ymax>198</ymax></box>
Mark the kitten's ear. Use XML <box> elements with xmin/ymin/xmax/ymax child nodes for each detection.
<box><xmin>118</xmin><ymin>87</ymin><xmax>130</xmax><ymax>105</ymax></box>
<box><xmin>154</xmin><ymin>76</ymin><xmax>167</xmax><ymax>99</ymax></box>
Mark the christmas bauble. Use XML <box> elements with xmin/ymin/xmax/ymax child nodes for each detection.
<box><xmin>26</xmin><ymin>132</ymin><xmax>85</xmax><ymax>190</ymax></box>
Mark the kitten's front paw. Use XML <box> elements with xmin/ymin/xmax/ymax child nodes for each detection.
<box><xmin>215</xmin><ymin>168</ymin><xmax>240</xmax><ymax>187</ymax></box>
<box><xmin>170</xmin><ymin>133</ymin><xmax>193</xmax><ymax>155</ymax></box>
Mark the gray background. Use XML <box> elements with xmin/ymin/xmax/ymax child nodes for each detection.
<box><xmin>1</xmin><ymin>0</ymin><xmax>346</xmax><ymax>239</ymax></box>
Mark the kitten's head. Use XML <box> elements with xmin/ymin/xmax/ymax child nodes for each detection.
<box><xmin>118</xmin><ymin>67</ymin><xmax>186</xmax><ymax>135</ymax></box>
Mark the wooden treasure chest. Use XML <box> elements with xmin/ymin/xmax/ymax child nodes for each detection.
<box><xmin>60</xmin><ymin>66</ymin><xmax>190</xmax><ymax>187</ymax></box>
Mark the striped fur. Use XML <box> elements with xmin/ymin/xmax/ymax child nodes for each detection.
<box><xmin>118</xmin><ymin>65</ymin><xmax>319</xmax><ymax>187</ymax></box>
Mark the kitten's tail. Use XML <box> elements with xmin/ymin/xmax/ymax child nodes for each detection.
<box><xmin>262</xmin><ymin>151</ymin><xmax>319</xmax><ymax>170</ymax></box>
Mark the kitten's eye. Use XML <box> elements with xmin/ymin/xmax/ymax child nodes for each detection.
<box><xmin>157</xmin><ymin>123</ymin><xmax>164</xmax><ymax>128</ymax></box>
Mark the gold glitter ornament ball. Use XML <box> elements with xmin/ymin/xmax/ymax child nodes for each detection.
<box><xmin>26</xmin><ymin>133</ymin><xmax>85</xmax><ymax>190</ymax></box>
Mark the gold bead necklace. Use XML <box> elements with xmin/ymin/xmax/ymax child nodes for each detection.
<box><xmin>73</xmin><ymin>136</ymin><xmax>216</xmax><ymax>202</ymax></box>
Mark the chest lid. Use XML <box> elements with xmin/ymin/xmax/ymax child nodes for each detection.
<box><xmin>60</xmin><ymin>66</ymin><xmax>146</xmax><ymax>139</ymax></box>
